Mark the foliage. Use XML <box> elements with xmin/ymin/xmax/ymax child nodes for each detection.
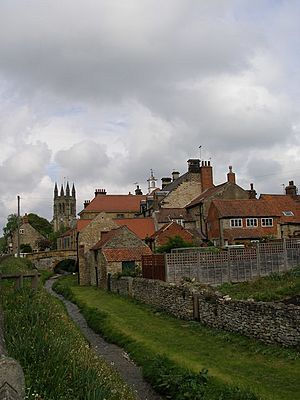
<box><xmin>27</xmin><ymin>213</ymin><xmax>53</xmax><ymax>237</ymax></box>
<box><xmin>156</xmin><ymin>235</ymin><xmax>196</xmax><ymax>253</ymax></box>
<box><xmin>218</xmin><ymin>267</ymin><xmax>300</xmax><ymax>301</ymax></box>
<box><xmin>0</xmin><ymin>286</ymin><xmax>135</xmax><ymax>400</ymax></box>
<box><xmin>54</xmin><ymin>276</ymin><xmax>300</xmax><ymax>400</ymax></box>
<box><xmin>3</xmin><ymin>213</ymin><xmax>20</xmax><ymax>238</ymax></box>
<box><xmin>0</xmin><ymin>256</ymin><xmax>33</xmax><ymax>274</ymax></box>
<box><xmin>20</xmin><ymin>243</ymin><xmax>33</xmax><ymax>253</ymax></box>
<box><xmin>0</xmin><ymin>236</ymin><xmax>6</xmax><ymax>253</ymax></box>
<box><xmin>48</xmin><ymin>226</ymin><xmax>70</xmax><ymax>250</ymax></box>
<box><xmin>36</xmin><ymin>238</ymin><xmax>52</xmax><ymax>251</ymax></box>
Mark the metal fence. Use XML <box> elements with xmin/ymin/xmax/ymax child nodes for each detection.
<box><xmin>165</xmin><ymin>239</ymin><xmax>300</xmax><ymax>284</ymax></box>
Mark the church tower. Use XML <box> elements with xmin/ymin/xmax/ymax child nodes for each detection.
<box><xmin>53</xmin><ymin>182</ymin><xmax>76</xmax><ymax>232</ymax></box>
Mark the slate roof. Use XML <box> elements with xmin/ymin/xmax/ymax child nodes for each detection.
<box><xmin>161</xmin><ymin>172</ymin><xmax>189</xmax><ymax>192</ymax></box>
<box><xmin>79</xmin><ymin>194</ymin><xmax>146</xmax><ymax>214</ymax></box>
<box><xmin>114</xmin><ymin>217</ymin><xmax>155</xmax><ymax>239</ymax></box>
<box><xmin>186</xmin><ymin>182</ymin><xmax>236</xmax><ymax>208</ymax></box>
<box><xmin>153</xmin><ymin>208</ymin><xmax>194</xmax><ymax>223</ymax></box>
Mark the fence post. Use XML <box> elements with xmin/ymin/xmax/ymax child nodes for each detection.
<box><xmin>283</xmin><ymin>238</ymin><xmax>288</xmax><ymax>271</ymax></box>
<box><xmin>257</xmin><ymin>243</ymin><xmax>261</xmax><ymax>277</ymax></box>
<box><xmin>193</xmin><ymin>293</ymin><xmax>199</xmax><ymax>321</ymax></box>
<box><xmin>227</xmin><ymin>250</ymin><xmax>231</xmax><ymax>282</ymax></box>
<box><xmin>15</xmin><ymin>275</ymin><xmax>23</xmax><ymax>291</ymax></box>
<box><xmin>31</xmin><ymin>270</ymin><xmax>39</xmax><ymax>291</ymax></box>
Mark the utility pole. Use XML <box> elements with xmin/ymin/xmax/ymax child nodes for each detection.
<box><xmin>17</xmin><ymin>195</ymin><xmax>20</xmax><ymax>257</ymax></box>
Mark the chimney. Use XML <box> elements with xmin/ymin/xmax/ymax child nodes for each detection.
<box><xmin>95</xmin><ymin>188</ymin><xmax>107</xmax><ymax>196</ymax></box>
<box><xmin>161</xmin><ymin>177</ymin><xmax>172</xmax><ymax>189</ymax></box>
<box><xmin>172</xmin><ymin>171</ymin><xmax>180</xmax><ymax>181</ymax></box>
<box><xmin>84</xmin><ymin>200</ymin><xmax>90</xmax><ymax>208</ymax></box>
<box><xmin>248</xmin><ymin>183</ymin><xmax>257</xmax><ymax>199</ymax></box>
<box><xmin>285</xmin><ymin>181</ymin><xmax>297</xmax><ymax>197</ymax></box>
<box><xmin>23</xmin><ymin>213</ymin><xmax>29</xmax><ymax>224</ymax></box>
<box><xmin>135</xmin><ymin>185</ymin><xmax>143</xmax><ymax>195</ymax></box>
<box><xmin>200</xmin><ymin>160</ymin><xmax>214</xmax><ymax>191</ymax></box>
<box><xmin>227</xmin><ymin>165</ymin><xmax>236</xmax><ymax>184</ymax></box>
<box><xmin>187</xmin><ymin>159</ymin><xmax>200</xmax><ymax>173</ymax></box>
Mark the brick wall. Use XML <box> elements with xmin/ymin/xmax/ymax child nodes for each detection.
<box><xmin>110</xmin><ymin>277</ymin><xmax>300</xmax><ymax>347</ymax></box>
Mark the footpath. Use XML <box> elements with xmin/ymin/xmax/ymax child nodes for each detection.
<box><xmin>45</xmin><ymin>277</ymin><xmax>162</xmax><ymax>400</ymax></box>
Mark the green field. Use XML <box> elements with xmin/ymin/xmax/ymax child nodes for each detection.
<box><xmin>55</xmin><ymin>275</ymin><xmax>300</xmax><ymax>400</ymax></box>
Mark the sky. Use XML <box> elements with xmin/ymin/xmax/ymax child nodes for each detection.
<box><xmin>1</xmin><ymin>0</ymin><xmax>300</xmax><ymax>232</ymax></box>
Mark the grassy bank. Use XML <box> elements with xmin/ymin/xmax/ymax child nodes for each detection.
<box><xmin>0</xmin><ymin>259</ymin><xmax>135</xmax><ymax>400</ymax></box>
<box><xmin>54</xmin><ymin>275</ymin><xmax>300</xmax><ymax>400</ymax></box>
<box><xmin>218</xmin><ymin>267</ymin><xmax>300</xmax><ymax>301</ymax></box>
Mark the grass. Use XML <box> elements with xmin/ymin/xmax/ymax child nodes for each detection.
<box><xmin>54</xmin><ymin>275</ymin><xmax>300</xmax><ymax>400</ymax></box>
<box><xmin>217</xmin><ymin>267</ymin><xmax>300</xmax><ymax>301</ymax></box>
<box><xmin>0</xmin><ymin>258</ymin><xmax>135</xmax><ymax>400</ymax></box>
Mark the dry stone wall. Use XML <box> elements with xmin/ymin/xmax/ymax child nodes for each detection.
<box><xmin>110</xmin><ymin>277</ymin><xmax>300</xmax><ymax>348</ymax></box>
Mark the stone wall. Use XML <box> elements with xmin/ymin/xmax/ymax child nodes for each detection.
<box><xmin>109</xmin><ymin>277</ymin><xmax>300</xmax><ymax>347</ymax></box>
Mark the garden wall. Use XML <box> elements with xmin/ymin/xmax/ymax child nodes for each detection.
<box><xmin>110</xmin><ymin>277</ymin><xmax>300</xmax><ymax>348</ymax></box>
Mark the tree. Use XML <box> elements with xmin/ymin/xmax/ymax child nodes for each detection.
<box><xmin>3</xmin><ymin>214</ymin><xmax>20</xmax><ymax>238</ymax></box>
<box><xmin>20</xmin><ymin>243</ymin><xmax>32</xmax><ymax>253</ymax></box>
<box><xmin>156</xmin><ymin>235</ymin><xmax>195</xmax><ymax>253</ymax></box>
<box><xmin>27</xmin><ymin>213</ymin><xmax>53</xmax><ymax>237</ymax></box>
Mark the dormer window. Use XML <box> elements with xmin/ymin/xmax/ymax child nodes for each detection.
<box><xmin>282</xmin><ymin>211</ymin><xmax>294</xmax><ymax>216</ymax></box>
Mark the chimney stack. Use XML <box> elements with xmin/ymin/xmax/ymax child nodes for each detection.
<box><xmin>84</xmin><ymin>200</ymin><xmax>90</xmax><ymax>208</ymax></box>
<box><xmin>248</xmin><ymin>183</ymin><xmax>257</xmax><ymax>199</ymax></box>
<box><xmin>172</xmin><ymin>171</ymin><xmax>180</xmax><ymax>181</ymax></box>
<box><xmin>23</xmin><ymin>213</ymin><xmax>29</xmax><ymax>224</ymax></box>
<box><xmin>200</xmin><ymin>160</ymin><xmax>214</xmax><ymax>191</ymax></box>
<box><xmin>95</xmin><ymin>189</ymin><xmax>107</xmax><ymax>197</ymax></box>
<box><xmin>187</xmin><ymin>159</ymin><xmax>200</xmax><ymax>173</ymax></box>
<box><xmin>227</xmin><ymin>165</ymin><xmax>236</xmax><ymax>184</ymax></box>
<box><xmin>135</xmin><ymin>185</ymin><xmax>143</xmax><ymax>195</ymax></box>
<box><xmin>285</xmin><ymin>181</ymin><xmax>297</xmax><ymax>197</ymax></box>
<box><xmin>161</xmin><ymin>177</ymin><xmax>172</xmax><ymax>190</ymax></box>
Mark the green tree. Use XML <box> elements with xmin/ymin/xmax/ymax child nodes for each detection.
<box><xmin>27</xmin><ymin>213</ymin><xmax>53</xmax><ymax>237</ymax></box>
<box><xmin>156</xmin><ymin>235</ymin><xmax>195</xmax><ymax>253</ymax></box>
<box><xmin>3</xmin><ymin>214</ymin><xmax>20</xmax><ymax>238</ymax></box>
<box><xmin>20</xmin><ymin>243</ymin><xmax>32</xmax><ymax>253</ymax></box>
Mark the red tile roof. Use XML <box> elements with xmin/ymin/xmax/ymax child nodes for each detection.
<box><xmin>153</xmin><ymin>208</ymin><xmax>194</xmax><ymax>223</ymax></box>
<box><xmin>77</xmin><ymin>219</ymin><xmax>92</xmax><ymax>231</ymax></box>
<box><xmin>259</xmin><ymin>195</ymin><xmax>300</xmax><ymax>223</ymax></box>
<box><xmin>80</xmin><ymin>194</ymin><xmax>146</xmax><ymax>214</ymax></box>
<box><xmin>114</xmin><ymin>218</ymin><xmax>155</xmax><ymax>239</ymax></box>
<box><xmin>103</xmin><ymin>247</ymin><xmax>152</xmax><ymax>262</ymax></box>
<box><xmin>212</xmin><ymin>199</ymin><xmax>280</xmax><ymax>218</ymax></box>
<box><xmin>222</xmin><ymin>228</ymin><xmax>274</xmax><ymax>241</ymax></box>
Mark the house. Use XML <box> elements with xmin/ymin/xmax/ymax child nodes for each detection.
<box><xmin>81</xmin><ymin>226</ymin><xmax>152</xmax><ymax>287</ymax></box>
<box><xmin>150</xmin><ymin>221</ymin><xmax>196</xmax><ymax>250</ymax></box>
<box><xmin>207</xmin><ymin>193</ymin><xmax>300</xmax><ymax>246</ymax></box>
<box><xmin>79</xmin><ymin>189</ymin><xmax>146</xmax><ymax>220</ymax></box>
<box><xmin>10</xmin><ymin>214</ymin><xmax>47</xmax><ymax>254</ymax></box>
<box><xmin>186</xmin><ymin>166</ymin><xmax>254</xmax><ymax>239</ymax></box>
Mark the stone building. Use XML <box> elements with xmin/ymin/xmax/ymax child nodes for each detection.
<box><xmin>53</xmin><ymin>182</ymin><xmax>76</xmax><ymax>232</ymax></box>
<box><xmin>80</xmin><ymin>226</ymin><xmax>152</xmax><ymax>286</ymax></box>
<box><xmin>10</xmin><ymin>214</ymin><xmax>46</xmax><ymax>254</ymax></box>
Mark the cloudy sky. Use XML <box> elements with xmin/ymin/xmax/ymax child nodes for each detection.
<box><xmin>0</xmin><ymin>0</ymin><xmax>300</xmax><ymax>231</ymax></box>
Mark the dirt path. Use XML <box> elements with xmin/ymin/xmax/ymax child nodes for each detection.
<box><xmin>45</xmin><ymin>277</ymin><xmax>163</xmax><ymax>400</ymax></box>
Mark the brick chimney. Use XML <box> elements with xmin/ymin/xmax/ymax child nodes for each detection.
<box><xmin>135</xmin><ymin>185</ymin><xmax>143</xmax><ymax>195</ymax></box>
<box><xmin>95</xmin><ymin>189</ymin><xmax>107</xmax><ymax>196</ymax></box>
<box><xmin>84</xmin><ymin>200</ymin><xmax>90</xmax><ymax>208</ymax></box>
<box><xmin>23</xmin><ymin>213</ymin><xmax>29</xmax><ymax>224</ymax></box>
<box><xmin>227</xmin><ymin>166</ymin><xmax>236</xmax><ymax>184</ymax></box>
<box><xmin>285</xmin><ymin>181</ymin><xmax>297</xmax><ymax>197</ymax></box>
<box><xmin>248</xmin><ymin>183</ymin><xmax>257</xmax><ymax>199</ymax></box>
<box><xmin>200</xmin><ymin>160</ymin><xmax>214</xmax><ymax>191</ymax></box>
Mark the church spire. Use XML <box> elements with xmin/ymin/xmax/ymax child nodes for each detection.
<box><xmin>54</xmin><ymin>182</ymin><xmax>58</xmax><ymax>198</ymax></box>
<box><xmin>60</xmin><ymin>184</ymin><xmax>64</xmax><ymax>197</ymax></box>
<box><xmin>66</xmin><ymin>181</ymin><xmax>70</xmax><ymax>196</ymax></box>
<box><xmin>72</xmin><ymin>183</ymin><xmax>76</xmax><ymax>198</ymax></box>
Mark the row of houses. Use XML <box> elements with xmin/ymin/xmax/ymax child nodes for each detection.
<box><xmin>11</xmin><ymin>158</ymin><xmax>300</xmax><ymax>286</ymax></box>
<box><xmin>58</xmin><ymin>158</ymin><xmax>300</xmax><ymax>286</ymax></box>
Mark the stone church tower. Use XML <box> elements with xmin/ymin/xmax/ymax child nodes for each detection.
<box><xmin>53</xmin><ymin>182</ymin><xmax>76</xmax><ymax>232</ymax></box>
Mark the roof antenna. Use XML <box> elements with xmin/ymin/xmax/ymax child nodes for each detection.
<box><xmin>199</xmin><ymin>145</ymin><xmax>202</xmax><ymax>161</ymax></box>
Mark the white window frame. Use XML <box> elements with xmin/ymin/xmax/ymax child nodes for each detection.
<box><xmin>282</xmin><ymin>211</ymin><xmax>294</xmax><ymax>216</ymax></box>
<box><xmin>19</xmin><ymin>228</ymin><xmax>24</xmax><ymax>234</ymax></box>
<box><xmin>246</xmin><ymin>218</ymin><xmax>258</xmax><ymax>227</ymax></box>
<box><xmin>261</xmin><ymin>218</ymin><xmax>273</xmax><ymax>227</ymax></box>
<box><xmin>230</xmin><ymin>218</ymin><xmax>243</xmax><ymax>228</ymax></box>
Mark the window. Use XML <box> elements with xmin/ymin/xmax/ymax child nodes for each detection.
<box><xmin>282</xmin><ymin>211</ymin><xmax>294</xmax><ymax>216</ymax></box>
<box><xmin>122</xmin><ymin>261</ymin><xmax>135</xmax><ymax>275</ymax></box>
<box><xmin>117</xmin><ymin>213</ymin><xmax>124</xmax><ymax>218</ymax></box>
<box><xmin>19</xmin><ymin>229</ymin><xmax>24</xmax><ymax>234</ymax></box>
<box><xmin>261</xmin><ymin>218</ymin><xmax>273</xmax><ymax>227</ymax></box>
<box><xmin>246</xmin><ymin>218</ymin><xmax>258</xmax><ymax>227</ymax></box>
<box><xmin>230</xmin><ymin>219</ymin><xmax>242</xmax><ymax>227</ymax></box>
